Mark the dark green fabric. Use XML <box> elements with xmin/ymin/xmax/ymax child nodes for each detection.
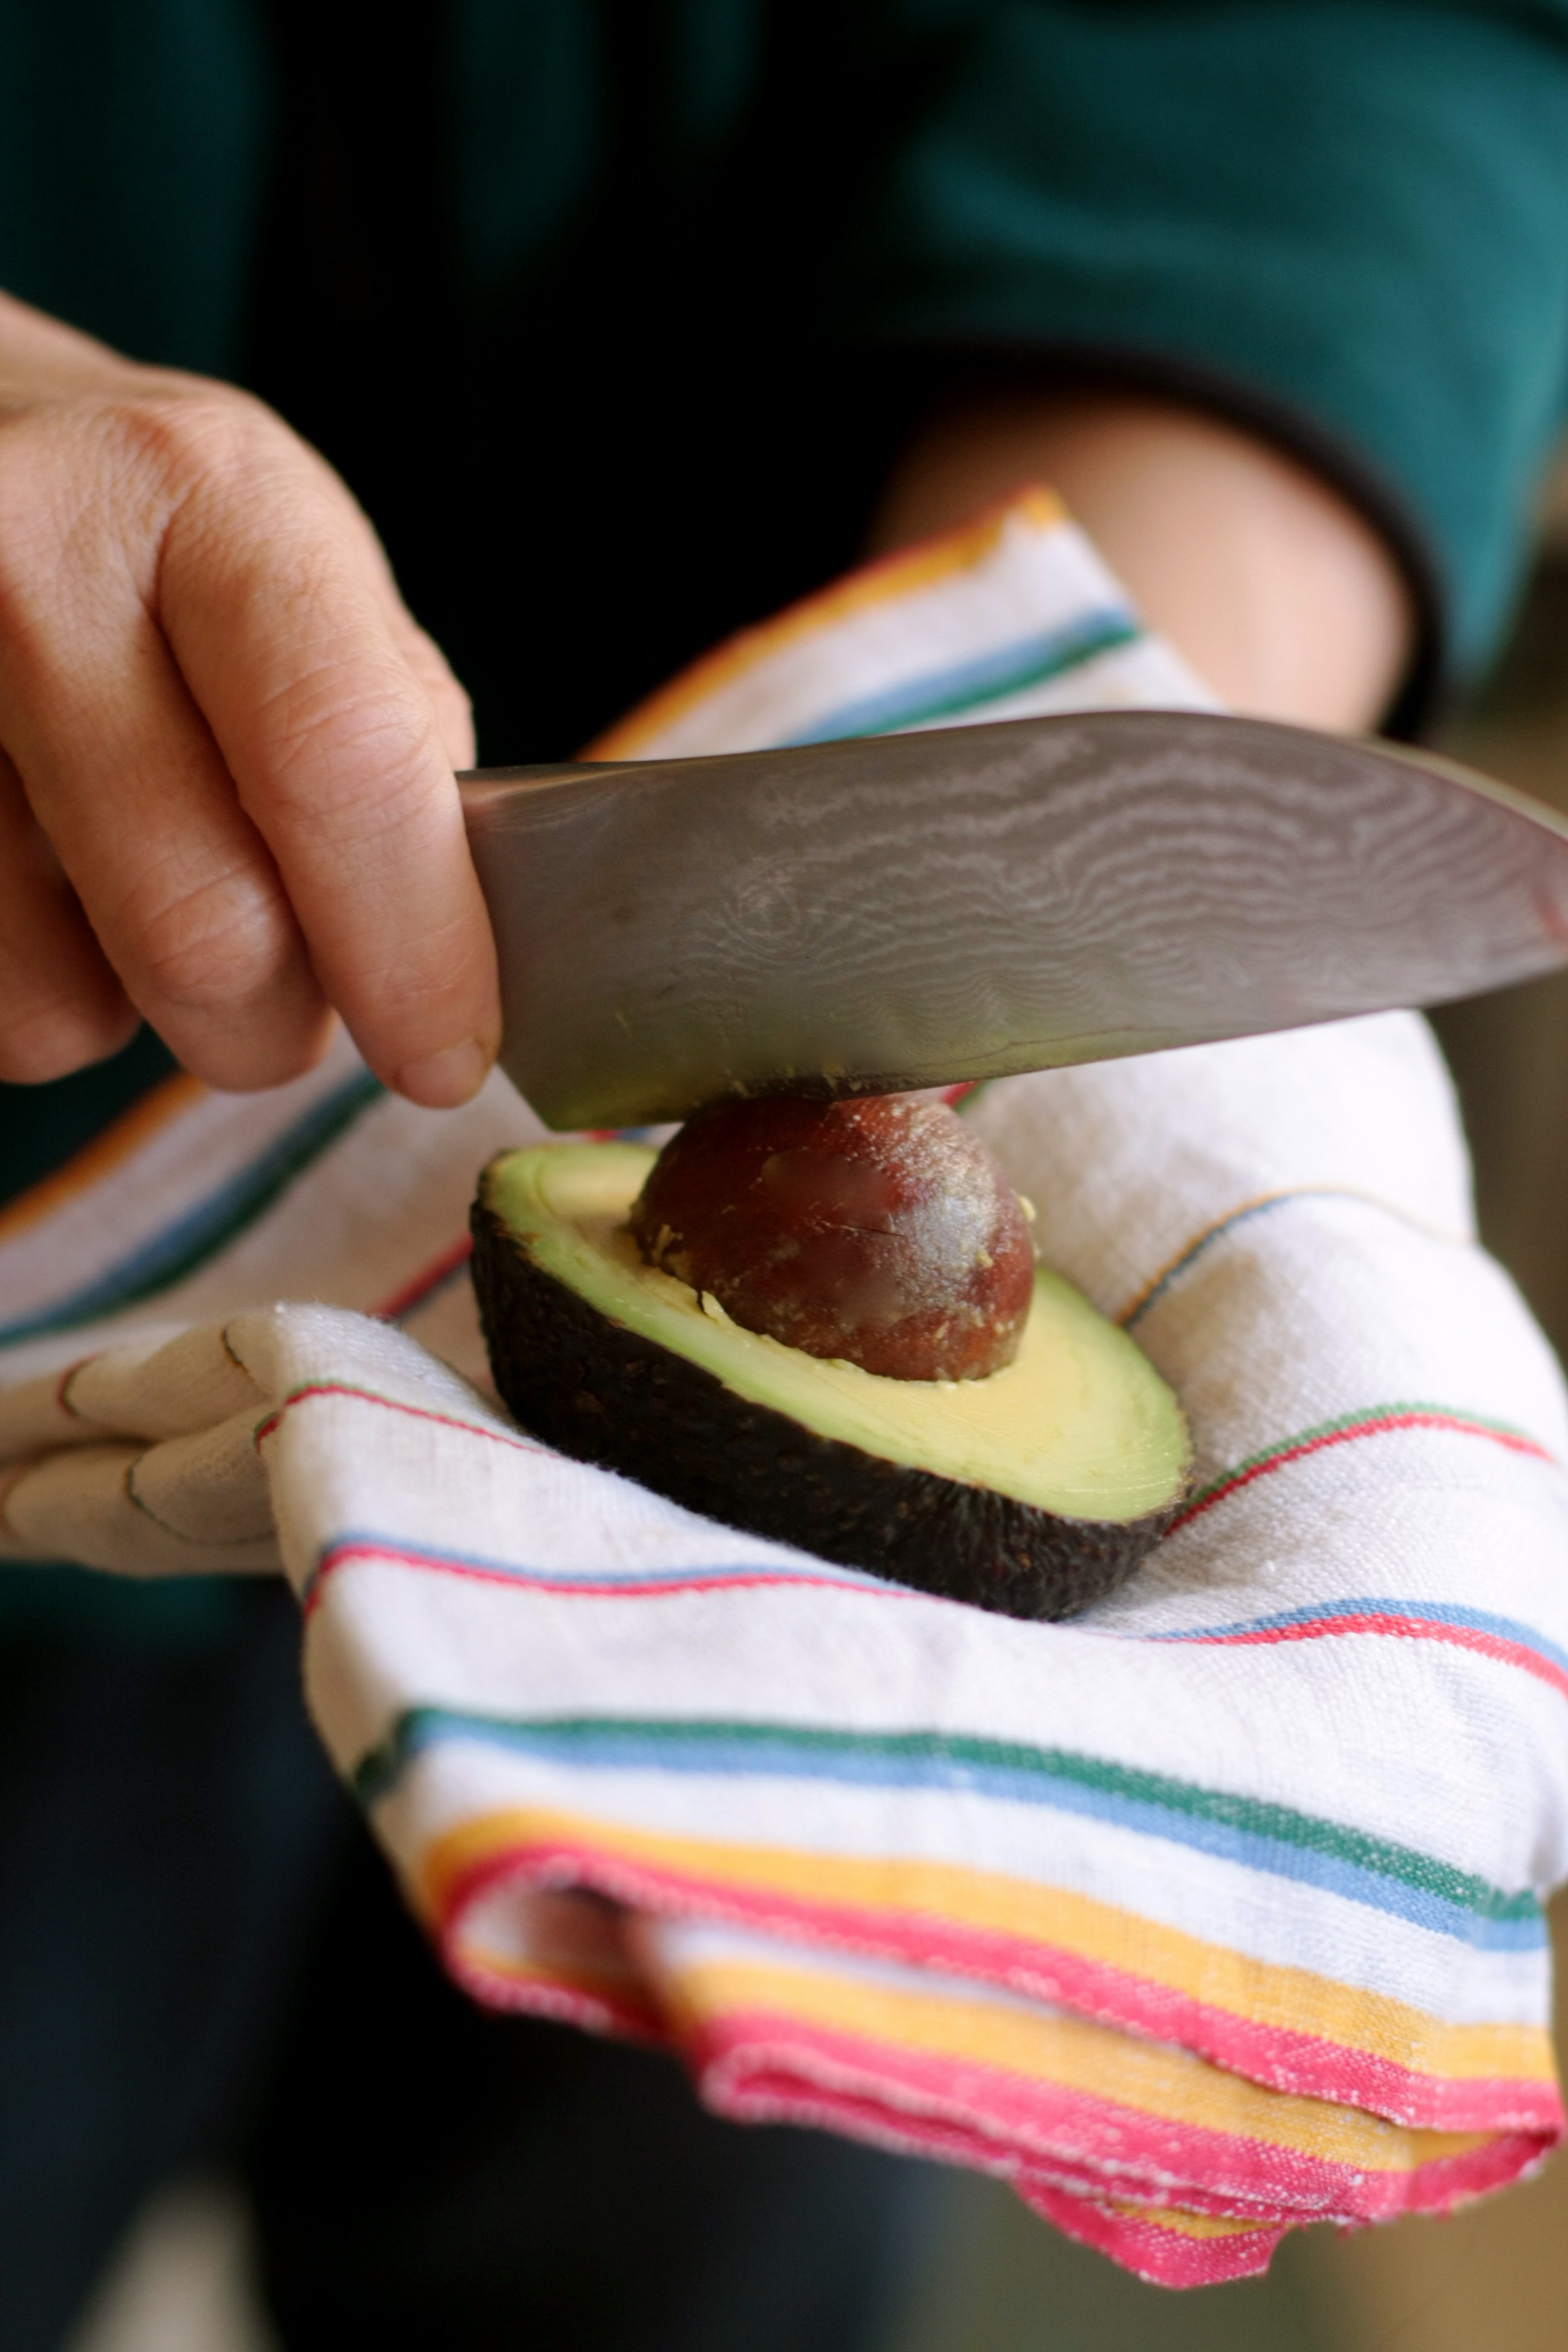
<box><xmin>0</xmin><ymin>1561</ymin><xmax>241</xmax><ymax>1641</ymax></box>
<box><xmin>0</xmin><ymin>0</ymin><xmax>272</xmax><ymax>376</ymax></box>
<box><xmin>1</xmin><ymin>4</ymin><xmax>1566</xmax><ymax>675</ymax></box>
<box><xmin>840</xmin><ymin>1</ymin><xmax>1568</xmax><ymax>673</ymax></box>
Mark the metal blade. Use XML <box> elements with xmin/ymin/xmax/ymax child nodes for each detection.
<box><xmin>459</xmin><ymin>710</ymin><xmax>1568</xmax><ymax>1131</ymax></box>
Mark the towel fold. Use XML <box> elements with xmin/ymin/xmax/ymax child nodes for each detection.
<box><xmin>3</xmin><ymin>488</ymin><xmax>1565</xmax><ymax>2286</ymax></box>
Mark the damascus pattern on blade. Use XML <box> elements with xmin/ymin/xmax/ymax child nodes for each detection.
<box><xmin>461</xmin><ymin>713</ymin><xmax>1568</xmax><ymax>1131</ymax></box>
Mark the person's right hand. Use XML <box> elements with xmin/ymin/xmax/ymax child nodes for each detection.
<box><xmin>0</xmin><ymin>289</ymin><xmax>500</xmax><ymax>1106</ymax></box>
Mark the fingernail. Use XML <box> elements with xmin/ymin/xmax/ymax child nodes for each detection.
<box><xmin>396</xmin><ymin>1037</ymin><xmax>494</xmax><ymax>1107</ymax></box>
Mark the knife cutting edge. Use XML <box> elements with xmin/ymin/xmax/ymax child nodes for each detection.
<box><xmin>459</xmin><ymin>709</ymin><xmax>1568</xmax><ymax>1133</ymax></box>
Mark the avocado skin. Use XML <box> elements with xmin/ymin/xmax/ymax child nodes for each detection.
<box><xmin>470</xmin><ymin>1197</ymin><xmax>1182</xmax><ymax>1621</ymax></box>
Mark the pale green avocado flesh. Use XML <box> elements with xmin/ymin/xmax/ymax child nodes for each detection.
<box><xmin>483</xmin><ymin>1142</ymin><xmax>1189</xmax><ymax>1525</ymax></box>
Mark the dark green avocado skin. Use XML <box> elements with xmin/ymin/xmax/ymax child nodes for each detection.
<box><xmin>470</xmin><ymin>1198</ymin><xmax>1183</xmax><ymax>1621</ymax></box>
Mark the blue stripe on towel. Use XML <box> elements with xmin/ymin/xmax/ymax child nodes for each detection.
<box><xmin>779</xmin><ymin>610</ymin><xmax>1141</xmax><ymax>745</ymax></box>
<box><xmin>0</xmin><ymin>1067</ymin><xmax>384</xmax><ymax>1345</ymax></box>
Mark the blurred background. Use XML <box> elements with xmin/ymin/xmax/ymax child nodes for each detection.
<box><xmin>65</xmin><ymin>467</ymin><xmax>1568</xmax><ymax>2352</ymax></box>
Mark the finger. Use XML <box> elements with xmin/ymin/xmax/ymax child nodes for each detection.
<box><xmin>287</xmin><ymin>448</ymin><xmax>478</xmax><ymax>774</ymax></box>
<box><xmin>385</xmin><ymin>611</ymin><xmax>477</xmax><ymax>773</ymax></box>
<box><xmin>0</xmin><ymin>743</ymin><xmax>138</xmax><ymax>1082</ymax></box>
<box><xmin>161</xmin><ymin>440</ymin><xmax>498</xmax><ymax>1105</ymax></box>
<box><xmin>0</xmin><ymin>480</ymin><xmax>336</xmax><ymax>1090</ymax></box>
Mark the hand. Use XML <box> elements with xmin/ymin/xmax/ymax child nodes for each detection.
<box><xmin>0</xmin><ymin>289</ymin><xmax>499</xmax><ymax>1104</ymax></box>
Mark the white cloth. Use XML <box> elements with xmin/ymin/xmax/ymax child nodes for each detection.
<box><xmin>2</xmin><ymin>489</ymin><xmax>1564</xmax><ymax>2285</ymax></box>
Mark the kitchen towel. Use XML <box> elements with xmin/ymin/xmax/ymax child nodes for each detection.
<box><xmin>3</xmin><ymin>486</ymin><xmax>1566</xmax><ymax>2285</ymax></box>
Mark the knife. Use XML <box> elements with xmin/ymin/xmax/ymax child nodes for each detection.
<box><xmin>459</xmin><ymin>708</ymin><xmax>1568</xmax><ymax>1132</ymax></box>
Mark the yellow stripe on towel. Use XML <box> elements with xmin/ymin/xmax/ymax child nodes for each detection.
<box><xmin>663</xmin><ymin>1950</ymin><xmax>1486</xmax><ymax>2179</ymax></box>
<box><xmin>0</xmin><ymin>1071</ymin><xmax>206</xmax><ymax>1244</ymax></box>
<box><xmin>418</xmin><ymin>1805</ymin><xmax>1553</xmax><ymax>2093</ymax></box>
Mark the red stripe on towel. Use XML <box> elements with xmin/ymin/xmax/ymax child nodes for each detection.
<box><xmin>1168</xmin><ymin>1410</ymin><xmax>1554</xmax><ymax>1537</ymax></box>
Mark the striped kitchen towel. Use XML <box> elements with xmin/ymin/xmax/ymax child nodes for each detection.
<box><xmin>2</xmin><ymin>486</ymin><xmax>1566</xmax><ymax>2285</ymax></box>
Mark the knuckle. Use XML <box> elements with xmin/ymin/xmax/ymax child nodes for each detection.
<box><xmin>258</xmin><ymin>665</ymin><xmax>444</xmax><ymax>826</ymax></box>
<box><xmin>102</xmin><ymin>384</ymin><xmax>276</xmax><ymax>498</ymax></box>
<box><xmin>130</xmin><ymin>864</ymin><xmax>293</xmax><ymax>1016</ymax></box>
<box><xmin>400</xmin><ymin>633</ymin><xmax>475</xmax><ymax>760</ymax></box>
<box><xmin>0</xmin><ymin>381</ymin><xmax>259</xmax><ymax>526</ymax></box>
<box><xmin>0</xmin><ymin>381</ymin><xmax>295</xmax><ymax>637</ymax></box>
<box><xmin>115</xmin><ymin>393</ymin><xmax>310</xmax><ymax>580</ymax></box>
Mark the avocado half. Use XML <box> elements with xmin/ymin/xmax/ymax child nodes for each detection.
<box><xmin>471</xmin><ymin>1143</ymin><xmax>1192</xmax><ymax>1620</ymax></box>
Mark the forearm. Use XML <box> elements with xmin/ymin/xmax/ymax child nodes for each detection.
<box><xmin>870</xmin><ymin>390</ymin><xmax>1414</xmax><ymax>733</ymax></box>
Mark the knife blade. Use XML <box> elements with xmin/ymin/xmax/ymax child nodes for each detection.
<box><xmin>458</xmin><ymin>708</ymin><xmax>1568</xmax><ymax>1132</ymax></box>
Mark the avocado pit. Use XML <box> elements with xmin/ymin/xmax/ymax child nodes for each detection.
<box><xmin>629</xmin><ymin>1094</ymin><xmax>1034</xmax><ymax>1381</ymax></box>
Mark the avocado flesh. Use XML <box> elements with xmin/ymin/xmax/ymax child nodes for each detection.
<box><xmin>472</xmin><ymin>1143</ymin><xmax>1192</xmax><ymax>1619</ymax></box>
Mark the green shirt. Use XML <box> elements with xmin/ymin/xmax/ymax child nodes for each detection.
<box><xmin>3</xmin><ymin>2</ymin><xmax>1567</xmax><ymax>695</ymax></box>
